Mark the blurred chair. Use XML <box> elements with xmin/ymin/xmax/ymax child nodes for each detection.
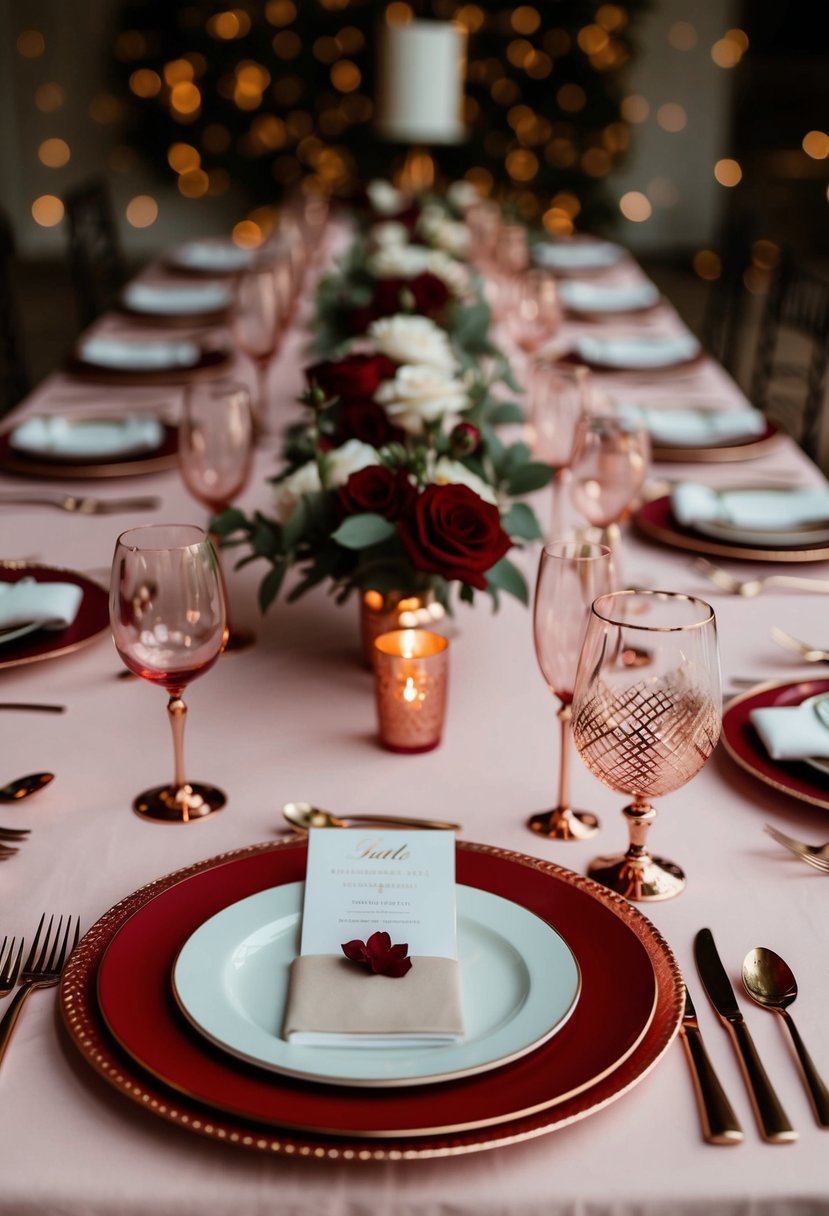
<box><xmin>0</xmin><ymin>209</ymin><xmax>30</xmax><ymax>417</ymax></box>
<box><xmin>64</xmin><ymin>178</ymin><xmax>125</xmax><ymax>328</ymax></box>
<box><xmin>750</xmin><ymin>252</ymin><xmax>829</xmax><ymax>463</ymax></box>
<box><xmin>700</xmin><ymin>215</ymin><xmax>757</xmax><ymax>378</ymax></box>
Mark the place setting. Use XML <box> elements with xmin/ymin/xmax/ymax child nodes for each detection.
<box><xmin>119</xmin><ymin>279</ymin><xmax>233</xmax><ymax>326</ymax></box>
<box><xmin>0</xmin><ymin>561</ymin><xmax>109</xmax><ymax>671</ymax></box>
<box><xmin>613</xmin><ymin>400</ymin><xmax>781</xmax><ymax>463</ymax></box>
<box><xmin>65</xmin><ymin>332</ymin><xmax>233</xmax><ymax>385</ymax></box>
<box><xmin>0</xmin><ymin>410</ymin><xmax>178</xmax><ymax>479</ymax></box>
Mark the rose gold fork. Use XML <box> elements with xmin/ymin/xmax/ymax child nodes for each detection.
<box><xmin>0</xmin><ymin>937</ymin><xmax>23</xmax><ymax>997</ymax></box>
<box><xmin>0</xmin><ymin>914</ymin><xmax>80</xmax><ymax>1068</ymax></box>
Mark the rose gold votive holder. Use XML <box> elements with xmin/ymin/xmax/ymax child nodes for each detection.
<box><xmin>372</xmin><ymin>629</ymin><xmax>449</xmax><ymax>754</ymax></box>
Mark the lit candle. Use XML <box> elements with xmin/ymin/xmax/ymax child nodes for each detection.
<box><xmin>372</xmin><ymin>629</ymin><xmax>449</xmax><ymax>754</ymax></box>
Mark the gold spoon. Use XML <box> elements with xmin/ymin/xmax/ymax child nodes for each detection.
<box><xmin>742</xmin><ymin>947</ymin><xmax>829</xmax><ymax>1128</ymax></box>
<box><xmin>282</xmin><ymin>801</ymin><xmax>460</xmax><ymax>833</ymax></box>
<box><xmin>0</xmin><ymin>772</ymin><xmax>54</xmax><ymax>801</ymax></box>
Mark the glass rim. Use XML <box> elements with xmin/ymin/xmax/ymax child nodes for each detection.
<box><xmin>541</xmin><ymin>540</ymin><xmax>612</xmax><ymax>563</ymax></box>
<box><xmin>590</xmin><ymin>588</ymin><xmax>715</xmax><ymax>633</ymax></box>
<box><xmin>115</xmin><ymin>523</ymin><xmax>209</xmax><ymax>552</ymax></box>
<box><xmin>184</xmin><ymin>378</ymin><xmax>251</xmax><ymax>399</ymax></box>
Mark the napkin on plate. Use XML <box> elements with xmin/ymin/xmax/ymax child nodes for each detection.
<box><xmin>172</xmin><ymin>241</ymin><xmax>257</xmax><ymax>272</ymax></box>
<box><xmin>617</xmin><ymin>403</ymin><xmax>767</xmax><ymax>447</ymax></box>
<box><xmin>0</xmin><ymin>577</ymin><xmax>83</xmax><ymax>632</ymax></box>
<box><xmin>670</xmin><ymin>483</ymin><xmax>829</xmax><ymax>530</ymax></box>
<box><xmin>575</xmin><ymin>333</ymin><xmax>701</xmax><ymax>368</ymax></box>
<box><xmin>750</xmin><ymin>699</ymin><xmax>829</xmax><ymax>760</ymax></box>
<box><xmin>122</xmin><ymin>282</ymin><xmax>231</xmax><ymax>315</ymax></box>
<box><xmin>78</xmin><ymin>336</ymin><xmax>201</xmax><ymax>371</ymax></box>
<box><xmin>10</xmin><ymin>414</ymin><xmax>164</xmax><ymax>459</ymax></box>
<box><xmin>559</xmin><ymin>280</ymin><xmax>660</xmax><ymax>313</ymax></box>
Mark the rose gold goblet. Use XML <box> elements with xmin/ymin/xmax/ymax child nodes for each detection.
<box><xmin>572</xmin><ymin>590</ymin><xmax>721</xmax><ymax>900</ymax></box>
<box><xmin>529</xmin><ymin>362</ymin><xmax>593</xmax><ymax>540</ymax></box>
<box><xmin>569</xmin><ymin>413</ymin><xmax>650</xmax><ymax>580</ymax></box>
<box><xmin>110</xmin><ymin>524</ymin><xmax>227</xmax><ymax>823</ymax></box>
<box><xmin>179</xmin><ymin>379</ymin><xmax>256</xmax><ymax>651</ymax></box>
<box><xmin>528</xmin><ymin>541</ymin><xmax>615</xmax><ymax>840</ymax></box>
<box><xmin>507</xmin><ymin>269</ymin><xmax>561</xmax><ymax>356</ymax></box>
<box><xmin>231</xmin><ymin>263</ymin><xmax>289</xmax><ymax>434</ymax></box>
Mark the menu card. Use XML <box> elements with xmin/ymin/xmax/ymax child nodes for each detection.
<box><xmin>283</xmin><ymin>828</ymin><xmax>464</xmax><ymax>1047</ymax></box>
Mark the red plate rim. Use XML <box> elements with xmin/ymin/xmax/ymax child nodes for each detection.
<box><xmin>0</xmin><ymin>562</ymin><xmax>109</xmax><ymax>669</ymax></box>
<box><xmin>722</xmin><ymin>678</ymin><xmax>829</xmax><ymax>811</ymax></box>
<box><xmin>635</xmin><ymin>495</ymin><xmax>829</xmax><ymax>563</ymax></box>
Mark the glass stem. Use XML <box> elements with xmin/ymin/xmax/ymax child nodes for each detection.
<box><xmin>167</xmin><ymin>693</ymin><xmax>189</xmax><ymax>792</ymax></box>
<box><xmin>254</xmin><ymin>359</ymin><xmax>270</xmax><ymax>437</ymax></box>
<box><xmin>556</xmin><ymin>703</ymin><xmax>572</xmax><ymax>813</ymax></box>
<box><xmin>623</xmin><ymin>797</ymin><xmax>656</xmax><ymax>859</ymax></box>
<box><xmin>602</xmin><ymin>522</ymin><xmax>623</xmax><ymax>589</ymax></box>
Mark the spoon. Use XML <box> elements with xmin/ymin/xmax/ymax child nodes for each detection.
<box><xmin>741</xmin><ymin>947</ymin><xmax>829</xmax><ymax>1127</ymax></box>
<box><xmin>0</xmin><ymin>772</ymin><xmax>54</xmax><ymax>802</ymax></box>
<box><xmin>282</xmin><ymin>801</ymin><xmax>460</xmax><ymax>833</ymax></box>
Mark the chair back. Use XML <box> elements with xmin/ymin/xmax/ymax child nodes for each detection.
<box><xmin>64</xmin><ymin>178</ymin><xmax>125</xmax><ymax>327</ymax></box>
<box><xmin>0</xmin><ymin>210</ymin><xmax>29</xmax><ymax>417</ymax></box>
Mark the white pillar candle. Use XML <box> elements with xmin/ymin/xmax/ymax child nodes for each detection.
<box><xmin>375</xmin><ymin>20</ymin><xmax>467</xmax><ymax>145</ymax></box>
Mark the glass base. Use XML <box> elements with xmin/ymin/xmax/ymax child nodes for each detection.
<box><xmin>527</xmin><ymin>807</ymin><xmax>600</xmax><ymax>841</ymax></box>
<box><xmin>133</xmin><ymin>782</ymin><xmax>227</xmax><ymax>824</ymax></box>
<box><xmin>587</xmin><ymin>851</ymin><xmax>686</xmax><ymax>901</ymax></box>
<box><xmin>223</xmin><ymin>625</ymin><xmax>256</xmax><ymax>653</ymax></box>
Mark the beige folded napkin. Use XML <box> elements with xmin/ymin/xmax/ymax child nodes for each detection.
<box><xmin>0</xmin><ymin>577</ymin><xmax>83</xmax><ymax>632</ymax></box>
<box><xmin>283</xmin><ymin>954</ymin><xmax>464</xmax><ymax>1048</ymax></box>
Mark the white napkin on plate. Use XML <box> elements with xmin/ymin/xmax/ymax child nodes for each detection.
<box><xmin>78</xmin><ymin>336</ymin><xmax>200</xmax><ymax>370</ymax></box>
<box><xmin>0</xmin><ymin>577</ymin><xmax>83</xmax><ymax>632</ymax></box>
<box><xmin>671</xmin><ymin>483</ymin><xmax>829</xmax><ymax>530</ymax></box>
<box><xmin>532</xmin><ymin>239</ymin><xmax>623</xmax><ymax>271</ymax></box>
<box><xmin>10</xmin><ymin>414</ymin><xmax>164</xmax><ymax>459</ymax></box>
<box><xmin>172</xmin><ymin>242</ymin><xmax>257</xmax><ymax>272</ymax></box>
<box><xmin>575</xmin><ymin>333</ymin><xmax>701</xmax><ymax>368</ymax></box>
<box><xmin>750</xmin><ymin>700</ymin><xmax>829</xmax><ymax>760</ymax></box>
<box><xmin>618</xmin><ymin>403</ymin><xmax>766</xmax><ymax>447</ymax></box>
<box><xmin>122</xmin><ymin>282</ymin><xmax>231</xmax><ymax>315</ymax></box>
<box><xmin>559</xmin><ymin>280</ymin><xmax>660</xmax><ymax>313</ymax></box>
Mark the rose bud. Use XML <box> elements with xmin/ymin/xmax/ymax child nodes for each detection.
<box><xmin>449</xmin><ymin>421</ymin><xmax>481</xmax><ymax>458</ymax></box>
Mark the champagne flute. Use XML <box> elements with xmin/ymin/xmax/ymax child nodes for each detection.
<box><xmin>569</xmin><ymin>414</ymin><xmax>650</xmax><ymax>577</ymax></box>
<box><xmin>110</xmin><ymin>524</ymin><xmax>228</xmax><ymax>823</ymax></box>
<box><xmin>528</xmin><ymin>541</ymin><xmax>615</xmax><ymax>840</ymax></box>
<box><xmin>572</xmin><ymin>590</ymin><xmax>721</xmax><ymax>900</ymax></box>
<box><xmin>179</xmin><ymin>379</ymin><xmax>256</xmax><ymax>651</ymax></box>
<box><xmin>232</xmin><ymin>263</ymin><xmax>287</xmax><ymax>434</ymax></box>
<box><xmin>529</xmin><ymin>362</ymin><xmax>592</xmax><ymax>539</ymax></box>
<box><xmin>508</xmin><ymin>269</ymin><xmax>561</xmax><ymax>356</ymax></box>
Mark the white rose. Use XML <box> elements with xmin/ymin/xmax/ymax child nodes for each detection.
<box><xmin>367</xmin><ymin>243</ymin><xmax>430</xmax><ymax>280</ymax></box>
<box><xmin>368</xmin><ymin>314</ymin><xmax>458</xmax><ymax>374</ymax></box>
<box><xmin>418</xmin><ymin>206</ymin><xmax>471</xmax><ymax>260</ymax></box>
<box><xmin>431</xmin><ymin>457</ymin><xmax>498</xmax><ymax>505</ymax></box>
<box><xmin>423</xmin><ymin>249</ymin><xmax>469</xmax><ymax>295</ymax></box>
<box><xmin>375</xmin><ymin>365</ymin><xmax>469</xmax><ymax>437</ymax></box>
<box><xmin>272</xmin><ymin>460</ymin><xmax>321</xmax><ymax>523</ymax></box>
<box><xmin>366</xmin><ymin>179</ymin><xmax>407</xmax><ymax>217</ymax></box>
<box><xmin>325</xmin><ymin>439</ymin><xmax>380</xmax><ymax>487</ymax></box>
<box><xmin>369</xmin><ymin>221</ymin><xmax>409</xmax><ymax>250</ymax></box>
<box><xmin>447</xmin><ymin>180</ymin><xmax>482</xmax><ymax>212</ymax></box>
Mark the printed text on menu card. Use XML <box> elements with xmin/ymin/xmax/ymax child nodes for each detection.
<box><xmin>300</xmin><ymin>829</ymin><xmax>457</xmax><ymax>959</ymax></box>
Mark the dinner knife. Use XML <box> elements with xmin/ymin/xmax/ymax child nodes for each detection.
<box><xmin>680</xmin><ymin>984</ymin><xmax>744</xmax><ymax>1145</ymax></box>
<box><xmin>694</xmin><ymin>928</ymin><xmax>797</xmax><ymax>1143</ymax></box>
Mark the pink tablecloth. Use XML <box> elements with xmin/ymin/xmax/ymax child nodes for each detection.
<box><xmin>1</xmin><ymin>234</ymin><xmax>828</xmax><ymax>1215</ymax></box>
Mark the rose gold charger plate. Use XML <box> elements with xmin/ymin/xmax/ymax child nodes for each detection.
<box><xmin>722</xmin><ymin>678</ymin><xmax>829</xmax><ymax>811</ymax></box>
<box><xmin>650</xmin><ymin>421</ymin><xmax>781</xmax><ymax>464</ymax></box>
<box><xmin>635</xmin><ymin>496</ymin><xmax>829</xmax><ymax>563</ymax></box>
<box><xmin>0</xmin><ymin>423</ymin><xmax>178</xmax><ymax>480</ymax></box>
<box><xmin>65</xmin><ymin>346</ymin><xmax>232</xmax><ymax>386</ymax></box>
<box><xmin>60</xmin><ymin>839</ymin><xmax>683</xmax><ymax>1161</ymax></box>
<box><xmin>0</xmin><ymin>562</ymin><xmax>109</xmax><ymax>670</ymax></box>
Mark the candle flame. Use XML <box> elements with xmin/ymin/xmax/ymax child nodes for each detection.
<box><xmin>402</xmin><ymin>676</ymin><xmax>418</xmax><ymax>703</ymax></box>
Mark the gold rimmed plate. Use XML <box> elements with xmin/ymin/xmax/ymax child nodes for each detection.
<box><xmin>635</xmin><ymin>496</ymin><xmax>829</xmax><ymax>563</ymax></box>
<box><xmin>651</xmin><ymin>421</ymin><xmax>782</xmax><ymax>463</ymax></box>
<box><xmin>0</xmin><ymin>421</ymin><xmax>178</xmax><ymax>480</ymax></box>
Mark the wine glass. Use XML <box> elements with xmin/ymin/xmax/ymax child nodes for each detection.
<box><xmin>232</xmin><ymin>263</ymin><xmax>288</xmax><ymax>433</ymax></box>
<box><xmin>529</xmin><ymin>362</ymin><xmax>592</xmax><ymax>539</ymax></box>
<box><xmin>110</xmin><ymin>524</ymin><xmax>228</xmax><ymax>823</ymax></box>
<box><xmin>528</xmin><ymin>541</ymin><xmax>615</xmax><ymax>840</ymax></box>
<box><xmin>507</xmin><ymin>269</ymin><xmax>561</xmax><ymax>356</ymax></box>
<box><xmin>571</xmin><ymin>590</ymin><xmax>721</xmax><ymax>900</ymax></box>
<box><xmin>569</xmin><ymin>413</ymin><xmax>650</xmax><ymax>577</ymax></box>
<box><xmin>179</xmin><ymin>379</ymin><xmax>256</xmax><ymax>651</ymax></box>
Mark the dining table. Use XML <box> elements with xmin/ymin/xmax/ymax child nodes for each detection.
<box><xmin>1</xmin><ymin>214</ymin><xmax>829</xmax><ymax>1216</ymax></box>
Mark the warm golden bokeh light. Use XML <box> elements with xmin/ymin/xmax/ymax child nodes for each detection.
<box><xmin>512</xmin><ymin>6</ymin><xmax>541</xmax><ymax>34</ymax></box>
<box><xmin>207</xmin><ymin>9</ymin><xmax>251</xmax><ymax>39</ymax></box>
<box><xmin>35</xmin><ymin>83</ymin><xmax>65</xmax><ymax>112</ymax></box>
<box><xmin>129</xmin><ymin>69</ymin><xmax>162</xmax><ymax>98</ymax></box>
<box><xmin>726</xmin><ymin>28</ymin><xmax>749</xmax><ymax>52</ymax></box>
<box><xmin>621</xmin><ymin>94</ymin><xmax>649</xmax><ymax>123</ymax></box>
<box><xmin>232</xmin><ymin>220</ymin><xmax>264</xmax><ymax>248</ymax></box>
<box><xmin>711</xmin><ymin>38</ymin><xmax>741</xmax><ymax>68</ymax></box>
<box><xmin>577</xmin><ymin>24</ymin><xmax>610</xmax><ymax>55</ymax></box>
<box><xmin>656</xmin><ymin>103</ymin><xmax>687</xmax><ymax>133</ymax></box>
<box><xmin>543</xmin><ymin>207</ymin><xmax>574</xmax><ymax>236</ymax></box>
<box><xmin>31</xmin><ymin>195</ymin><xmax>64</xmax><ymax>227</ymax></box>
<box><xmin>667</xmin><ymin>21</ymin><xmax>697</xmax><ymax>50</ymax></box>
<box><xmin>167</xmin><ymin>142</ymin><xmax>200</xmax><ymax>174</ymax></box>
<box><xmin>455</xmin><ymin>5</ymin><xmax>485</xmax><ymax>33</ymax></box>
<box><xmin>331</xmin><ymin>60</ymin><xmax>361</xmax><ymax>92</ymax></box>
<box><xmin>38</xmin><ymin>138</ymin><xmax>71</xmax><ymax>168</ymax></box>
<box><xmin>552</xmin><ymin>191</ymin><xmax>581</xmax><ymax>218</ymax></box>
<box><xmin>714</xmin><ymin>158</ymin><xmax>742</xmax><ymax>186</ymax></box>
<box><xmin>265</xmin><ymin>0</ymin><xmax>296</xmax><ymax>24</ymax></box>
<box><xmin>125</xmin><ymin>195</ymin><xmax>158</xmax><ymax>228</ymax></box>
<box><xmin>505</xmin><ymin>149</ymin><xmax>539</xmax><ymax>181</ymax></box>
<box><xmin>177</xmin><ymin>168</ymin><xmax>210</xmax><ymax>198</ymax></box>
<box><xmin>16</xmin><ymin>30</ymin><xmax>45</xmax><ymax>58</ymax></box>
<box><xmin>164</xmin><ymin>59</ymin><xmax>194</xmax><ymax>86</ymax></box>
<box><xmin>557</xmin><ymin>83</ymin><xmax>586</xmax><ymax>113</ymax></box>
<box><xmin>385</xmin><ymin>2</ymin><xmax>414</xmax><ymax>25</ymax></box>
<box><xmin>596</xmin><ymin>5</ymin><xmax>627</xmax><ymax>31</ymax></box>
<box><xmin>581</xmin><ymin>148</ymin><xmax>611</xmax><ymax>177</ymax></box>
<box><xmin>171</xmin><ymin>82</ymin><xmax>202</xmax><ymax>115</ymax></box>
<box><xmin>803</xmin><ymin>130</ymin><xmax>829</xmax><ymax>160</ymax></box>
<box><xmin>619</xmin><ymin>191</ymin><xmax>652</xmax><ymax>221</ymax></box>
<box><xmin>693</xmin><ymin>250</ymin><xmax>722</xmax><ymax>281</ymax></box>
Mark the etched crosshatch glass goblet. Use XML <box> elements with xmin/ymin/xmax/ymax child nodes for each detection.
<box><xmin>572</xmin><ymin>590</ymin><xmax>721</xmax><ymax>901</ymax></box>
<box><xmin>110</xmin><ymin>524</ymin><xmax>227</xmax><ymax>823</ymax></box>
<box><xmin>528</xmin><ymin>541</ymin><xmax>614</xmax><ymax>841</ymax></box>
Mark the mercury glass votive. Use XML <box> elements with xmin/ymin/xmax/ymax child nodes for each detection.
<box><xmin>373</xmin><ymin>629</ymin><xmax>449</xmax><ymax>754</ymax></box>
<box><xmin>359</xmin><ymin>589</ymin><xmax>444</xmax><ymax>667</ymax></box>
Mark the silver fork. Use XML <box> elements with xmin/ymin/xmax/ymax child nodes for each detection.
<box><xmin>695</xmin><ymin>558</ymin><xmax>829</xmax><ymax>598</ymax></box>
<box><xmin>0</xmin><ymin>493</ymin><xmax>160</xmax><ymax>515</ymax></box>
<box><xmin>0</xmin><ymin>914</ymin><xmax>80</xmax><ymax>1067</ymax></box>
<box><xmin>0</xmin><ymin>937</ymin><xmax>23</xmax><ymax>997</ymax></box>
<box><xmin>770</xmin><ymin>627</ymin><xmax>829</xmax><ymax>663</ymax></box>
<box><xmin>766</xmin><ymin>824</ymin><xmax>829</xmax><ymax>869</ymax></box>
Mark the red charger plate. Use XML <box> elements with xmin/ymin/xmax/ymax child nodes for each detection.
<box><xmin>722</xmin><ymin>678</ymin><xmax>829</xmax><ymax>811</ymax></box>
<box><xmin>60</xmin><ymin>839</ymin><xmax>683</xmax><ymax>1158</ymax></box>
<box><xmin>0</xmin><ymin>424</ymin><xmax>178</xmax><ymax>480</ymax></box>
<box><xmin>634</xmin><ymin>496</ymin><xmax>829</xmax><ymax>563</ymax></box>
<box><xmin>0</xmin><ymin>563</ymin><xmax>109</xmax><ymax>670</ymax></box>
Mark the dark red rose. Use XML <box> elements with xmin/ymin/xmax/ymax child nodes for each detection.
<box><xmin>306</xmin><ymin>353</ymin><xmax>396</xmax><ymax>402</ymax></box>
<box><xmin>345</xmin><ymin>305</ymin><xmax>377</xmax><ymax>336</ymax></box>
<box><xmin>335</xmin><ymin>399</ymin><xmax>405</xmax><ymax>448</ymax></box>
<box><xmin>339</xmin><ymin>466</ymin><xmax>416</xmax><ymax>521</ymax></box>
<box><xmin>395</xmin><ymin>203</ymin><xmax>422</xmax><ymax>233</ymax></box>
<box><xmin>342</xmin><ymin>931</ymin><xmax>412</xmax><ymax>978</ymax></box>
<box><xmin>399</xmin><ymin>484</ymin><xmax>511</xmax><ymax>591</ymax></box>
<box><xmin>449</xmin><ymin>421</ymin><xmax>482</xmax><ymax>458</ymax></box>
<box><xmin>372</xmin><ymin>278</ymin><xmax>407</xmax><ymax>316</ymax></box>
<box><xmin>409</xmin><ymin>271</ymin><xmax>450</xmax><ymax>319</ymax></box>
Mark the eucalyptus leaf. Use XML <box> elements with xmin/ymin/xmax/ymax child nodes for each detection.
<box><xmin>486</xmin><ymin>401</ymin><xmax>525</xmax><ymax>427</ymax></box>
<box><xmin>486</xmin><ymin>556</ymin><xmax>529</xmax><ymax>605</ymax></box>
<box><xmin>331</xmin><ymin>513</ymin><xmax>397</xmax><ymax>550</ymax></box>
<box><xmin>501</xmin><ymin>501</ymin><xmax>544</xmax><ymax>541</ymax></box>
<box><xmin>506</xmin><ymin>461</ymin><xmax>554</xmax><ymax>496</ymax></box>
<box><xmin>259</xmin><ymin>561</ymin><xmax>287</xmax><ymax>613</ymax></box>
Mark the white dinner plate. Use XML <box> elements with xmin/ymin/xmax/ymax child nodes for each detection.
<box><xmin>121</xmin><ymin>281</ymin><xmax>232</xmax><ymax>316</ymax></box>
<box><xmin>173</xmin><ymin>882</ymin><xmax>581</xmax><ymax>1088</ymax></box>
<box><xmin>575</xmin><ymin>333</ymin><xmax>701</xmax><ymax>369</ymax></box>
<box><xmin>689</xmin><ymin>488</ymin><xmax>829</xmax><ymax>546</ymax></box>
<box><xmin>559</xmin><ymin>280</ymin><xmax>660</xmax><ymax>314</ymax></box>
<box><xmin>9</xmin><ymin>414</ymin><xmax>164</xmax><ymax>460</ymax></box>
<box><xmin>168</xmin><ymin>240</ymin><xmax>258</xmax><ymax>274</ymax></box>
<box><xmin>77</xmin><ymin>336</ymin><xmax>201</xmax><ymax>372</ymax></box>
<box><xmin>532</xmin><ymin>239</ymin><xmax>624</xmax><ymax>272</ymax></box>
